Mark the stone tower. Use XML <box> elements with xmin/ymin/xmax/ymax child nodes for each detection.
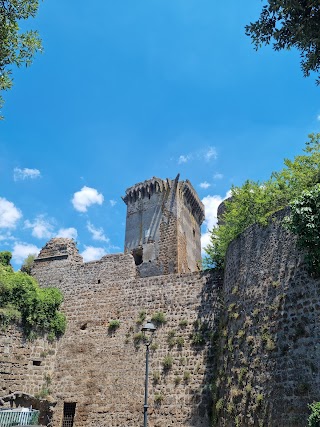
<box><xmin>123</xmin><ymin>175</ymin><xmax>205</xmax><ymax>277</ymax></box>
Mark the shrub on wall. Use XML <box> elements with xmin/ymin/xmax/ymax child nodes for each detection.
<box><xmin>308</xmin><ymin>402</ymin><xmax>320</xmax><ymax>427</ymax></box>
<box><xmin>151</xmin><ymin>311</ymin><xmax>167</xmax><ymax>325</ymax></box>
<box><xmin>108</xmin><ymin>319</ymin><xmax>120</xmax><ymax>331</ymax></box>
<box><xmin>136</xmin><ymin>310</ymin><xmax>146</xmax><ymax>324</ymax></box>
<box><xmin>204</xmin><ymin>134</ymin><xmax>320</xmax><ymax>268</ymax></box>
<box><xmin>285</xmin><ymin>184</ymin><xmax>320</xmax><ymax>277</ymax></box>
<box><xmin>162</xmin><ymin>355</ymin><xmax>173</xmax><ymax>371</ymax></box>
<box><xmin>0</xmin><ymin>251</ymin><xmax>66</xmax><ymax>339</ymax></box>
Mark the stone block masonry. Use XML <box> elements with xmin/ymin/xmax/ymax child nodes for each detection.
<box><xmin>1</xmin><ymin>176</ymin><xmax>320</xmax><ymax>427</ymax></box>
<box><xmin>215</xmin><ymin>209</ymin><xmax>320</xmax><ymax>427</ymax></box>
<box><xmin>123</xmin><ymin>176</ymin><xmax>205</xmax><ymax>277</ymax></box>
<box><xmin>30</xmin><ymin>242</ymin><xmax>223</xmax><ymax>426</ymax></box>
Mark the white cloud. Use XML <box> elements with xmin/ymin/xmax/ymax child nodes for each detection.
<box><xmin>0</xmin><ymin>198</ymin><xmax>22</xmax><ymax>228</ymax></box>
<box><xmin>56</xmin><ymin>227</ymin><xmax>78</xmax><ymax>240</ymax></box>
<box><xmin>201</xmin><ymin>190</ymin><xmax>231</xmax><ymax>255</ymax></box>
<box><xmin>24</xmin><ymin>215</ymin><xmax>54</xmax><ymax>239</ymax></box>
<box><xmin>204</xmin><ymin>147</ymin><xmax>217</xmax><ymax>162</ymax></box>
<box><xmin>199</xmin><ymin>181</ymin><xmax>211</xmax><ymax>189</ymax></box>
<box><xmin>12</xmin><ymin>242</ymin><xmax>40</xmax><ymax>265</ymax></box>
<box><xmin>178</xmin><ymin>154</ymin><xmax>191</xmax><ymax>164</ymax></box>
<box><xmin>177</xmin><ymin>146</ymin><xmax>217</xmax><ymax>165</ymax></box>
<box><xmin>213</xmin><ymin>173</ymin><xmax>223</xmax><ymax>180</ymax></box>
<box><xmin>14</xmin><ymin>167</ymin><xmax>41</xmax><ymax>181</ymax></box>
<box><xmin>110</xmin><ymin>199</ymin><xmax>117</xmax><ymax>207</ymax></box>
<box><xmin>81</xmin><ymin>245</ymin><xmax>107</xmax><ymax>262</ymax></box>
<box><xmin>87</xmin><ymin>221</ymin><xmax>109</xmax><ymax>242</ymax></box>
<box><xmin>72</xmin><ymin>186</ymin><xmax>104</xmax><ymax>212</ymax></box>
<box><xmin>0</xmin><ymin>232</ymin><xmax>15</xmax><ymax>242</ymax></box>
<box><xmin>317</xmin><ymin>115</ymin><xmax>320</xmax><ymax>121</ymax></box>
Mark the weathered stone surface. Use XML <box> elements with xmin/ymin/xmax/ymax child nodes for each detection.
<box><xmin>123</xmin><ymin>176</ymin><xmax>204</xmax><ymax>276</ymax></box>
<box><xmin>1</xmin><ymin>178</ymin><xmax>320</xmax><ymax>427</ymax></box>
<box><xmin>215</xmin><ymin>209</ymin><xmax>320</xmax><ymax>427</ymax></box>
<box><xmin>3</xmin><ymin>257</ymin><xmax>222</xmax><ymax>426</ymax></box>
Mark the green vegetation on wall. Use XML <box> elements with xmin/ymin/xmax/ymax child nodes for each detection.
<box><xmin>308</xmin><ymin>402</ymin><xmax>320</xmax><ymax>427</ymax></box>
<box><xmin>20</xmin><ymin>253</ymin><xmax>36</xmax><ymax>275</ymax></box>
<box><xmin>285</xmin><ymin>184</ymin><xmax>320</xmax><ymax>277</ymax></box>
<box><xmin>0</xmin><ymin>251</ymin><xmax>66</xmax><ymax>340</ymax></box>
<box><xmin>204</xmin><ymin>134</ymin><xmax>320</xmax><ymax>268</ymax></box>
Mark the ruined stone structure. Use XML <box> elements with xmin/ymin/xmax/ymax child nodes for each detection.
<box><xmin>123</xmin><ymin>175</ymin><xmax>204</xmax><ymax>277</ymax></box>
<box><xmin>0</xmin><ymin>176</ymin><xmax>320</xmax><ymax>427</ymax></box>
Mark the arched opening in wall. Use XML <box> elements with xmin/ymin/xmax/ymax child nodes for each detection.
<box><xmin>62</xmin><ymin>402</ymin><xmax>76</xmax><ymax>427</ymax></box>
<box><xmin>132</xmin><ymin>248</ymin><xmax>143</xmax><ymax>266</ymax></box>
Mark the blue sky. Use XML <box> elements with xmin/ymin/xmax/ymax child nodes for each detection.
<box><xmin>1</xmin><ymin>0</ymin><xmax>319</xmax><ymax>269</ymax></box>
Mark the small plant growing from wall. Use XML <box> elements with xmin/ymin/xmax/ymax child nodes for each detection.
<box><xmin>35</xmin><ymin>374</ymin><xmax>52</xmax><ymax>399</ymax></box>
<box><xmin>151</xmin><ymin>311</ymin><xmax>167</xmax><ymax>325</ymax></box>
<box><xmin>35</xmin><ymin>387</ymin><xmax>50</xmax><ymax>399</ymax></box>
<box><xmin>180</xmin><ymin>357</ymin><xmax>187</xmax><ymax>366</ymax></box>
<box><xmin>108</xmin><ymin>320</ymin><xmax>120</xmax><ymax>332</ymax></box>
<box><xmin>162</xmin><ymin>355</ymin><xmax>173</xmax><ymax>371</ymax></box>
<box><xmin>308</xmin><ymin>402</ymin><xmax>320</xmax><ymax>427</ymax></box>
<box><xmin>167</xmin><ymin>330</ymin><xmax>176</xmax><ymax>348</ymax></box>
<box><xmin>150</xmin><ymin>341</ymin><xmax>158</xmax><ymax>351</ymax></box>
<box><xmin>256</xmin><ymin>393</ymin><xmax>264</xmax><ymax>406</ymax></box>
<box><xmin>215</xmin><ymin>398</ymin><xmax>224</xmax><ymax>412</ymax></box>
<box><xmin>191</xmin><ymin>332</ymin><xmax>205</xmax><ymax>346</ymax></box>
<box><xmin>179</xmin><ymin>319</ymin><xmax>188</xmax><ymax>328</ymax></box>
<box><xmin>153</xmin><ymin>371</ymin><xmax>160</xmax><ymax>383</ymax></box>
<box><xmin>174</xmin><ymin>375</ymin><xmax>182</xmax><ymax>385</ymax></box>
<box><xmin>190</xmin><ymin>319</ymin><xmax>209</xmax><ymax>347</ymax></box>
<box><xmin>133</xmin><ymin>332</ymin><xmax>145</xmax><ymax>347</ymax></box>
<box><xmin>183</xmin><ymin>371</ymin><xmax>191</xmax><ymax>382</ymax></box>
<box><xmin>136</xmin><ymin>310</ymin><xmax>146</xmax><ymax>324</ymax></box>
<box><xmin>154</xmin><ymin>393</ymin><xmax>164</xmax><ymax>404</ymax></box>
<box><xmin>176</xmin><ymin>336</ymin><xmax>185</xmax><ymax>348</ymax></box>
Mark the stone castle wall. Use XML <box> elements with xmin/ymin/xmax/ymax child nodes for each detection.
<box><xmin>0</xmin><ymin>326</ymin><xmax>57</xmax><ymax>398</ymax></box>
<box><xmin>47</xmin><ymin>271</ymin><xmax>222</xmax><ymax>427</ymax></box>
<box><xmin>214</xmin><ymin>209</ymin><xmax>320</xmax><ymax>427</ymax></box>
<box><xmin>1</xmin><ymin>208</ymin><xmax>320</xmax><ymax>426</ymax></box>
<box><xmin>1</xmin><ymin>241</ymin><xmax>223</xmax><ymax>427</ymax></box>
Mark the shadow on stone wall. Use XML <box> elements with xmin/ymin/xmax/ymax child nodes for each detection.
<box><xmin>212</xmin><ymin>209</ymin><xmax>320</xmax><ymax>427</ymax></box>
<box><xmin>188</xmin><ymin>270</ymin><xmax>223</xmax><ymax>427</ymax></box>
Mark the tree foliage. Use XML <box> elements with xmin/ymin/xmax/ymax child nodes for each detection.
<box><xmin>0</xmin><ymin>251</ymin><xmax>66</xmax><ymax>340</ymax></box>
<box><xmin>20</xmin><ymin>253</ymin><xmax>36</xmax><ymax>275</ymax></box>
<box><xmin>0</xmin><ymin>0</ymin><xmax>42</xmax><ymax>118</ymax></box>
<box><xmin>204</xmin><ymin>134</ymin><xmax>320</xmax><ymax>268</ymax></box>
<box><xmin>285</xmin><ymin>184</ymin><xmax>320</xmax><ymax>277</ymax></box>
<box><xmin>245</xmin><ymin>1</ymin><xmax>320</xmax><ymax>84</ymax></box>
<box><xmin>0</xmin><ymin>251</ymin><xmax>13</xmax><ymax>270</ymax></box>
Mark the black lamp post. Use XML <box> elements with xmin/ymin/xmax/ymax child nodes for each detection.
<box><xmin>141</xmin><ymin>320</ymin><xmax>156</xmax><ymax>427</ymax></box>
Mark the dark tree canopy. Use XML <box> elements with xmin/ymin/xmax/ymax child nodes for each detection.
<box><xmin>245</xmin><ymin>1</ymin><xmax>320</xmax><ymax>84</ymax></box>
<box><xmin>0</xmin><ymin>0</ymin><xmax>42</xmax><ymax>118</ymax></box>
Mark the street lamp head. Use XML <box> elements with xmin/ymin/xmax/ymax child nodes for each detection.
<box><xmin>141</xmin><ymin>320</ymin><xmax>156</xmax><ymax>334</ymax></box>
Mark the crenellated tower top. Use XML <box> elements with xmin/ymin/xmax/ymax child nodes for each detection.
<box><xmin>123</xmin><ymin>175</ymin><xmax>205</xmax><ymax>277</ymax></box>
